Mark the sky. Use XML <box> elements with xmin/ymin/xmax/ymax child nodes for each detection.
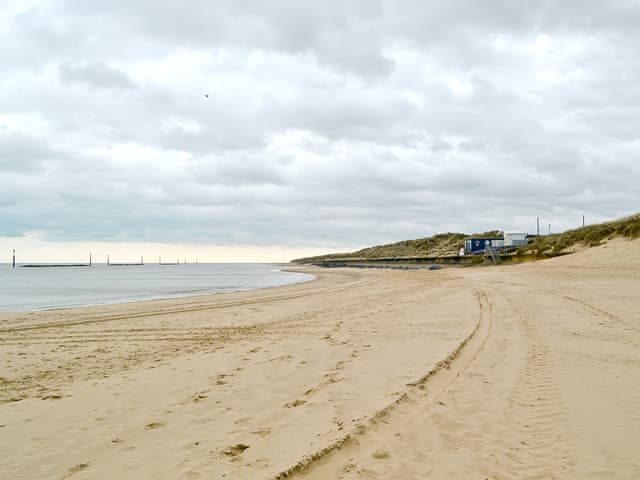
<box><xmin>1</xmin><ymin>0</ymin><xmax>639</xmax><ymax>262</ymax></box>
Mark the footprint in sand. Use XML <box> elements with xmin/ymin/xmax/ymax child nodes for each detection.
<box><xmin>324</xmin><ymin>372</ymin><xmax>344</xmax><ymax>384</ymax></box>
<box><xmin>251</xmin><ymin>427</ymin><xmax>271</xmax><ymax>437</ymax></box>
<box><xmin>248</xmin><ymin>457</ymin><xmax>269</xmax><ymax>468</ymax></box>
<box><xmin>341</xmin><ymin>462</ymin><xmax>357</xmax><ymax>474</ymax></box>
<box><xmin>145</xmin><ymin>422</ymin><xmax>166</xmax><ymax>430</ymax></box>
<box><xmin>65</xmin><ymin>463</ymin><xmax>89</xmax><ymax>477</ymax></box>
<box><xmin>222</xmin><ymin>443</ymin><xmax>250</xmax><ymax>459</ymax></box>
<box><xmin>354</xmin><ymin>423</ymin><xmax>367</xmax><ymax>435</ymax></box>
<box><xmin>215</xmin><ymin>374</ymin><xmax>230</xmax><ymax>385</ymax></box>
<box><xmin>269</xmin><ymin>354</ymin><xmax>293</xmax><ymax>362</ymax></box>
<box><xmin>371</xmin><ymin>449</ymin><xmax>390</xmax><ymax>459</ymax></box>
<box><xmin>335</xmin><ymin>361</ymin><xmax>347</xmax><ymax>370</ymax></box>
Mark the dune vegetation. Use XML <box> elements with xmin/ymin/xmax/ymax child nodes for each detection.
<box><xmin>520</xmin><ymin>213</ymin><xmax>640</xmax><ymax>255</ymax></box>
<box><xmin>292</xmin><ymin>231</ymin><xmax>500</xmax><ymax>263</ymax></box>
<box><xmin>293</xmin><ymin>214</ymin><xmax>640</xmax><ymax>263</ymax></box>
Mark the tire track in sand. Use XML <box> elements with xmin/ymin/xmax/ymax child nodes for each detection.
<box><xmin>488</xmin><ymin>294</ymin><xmax>573</xmax><ymax>480</ymax></box>
<box><xmin>408</xmin><ymin>289</ymin><xmax>573</xmax><ymax>479</ymax></box>
<box><xmin>272</xmin><ymin>290</ymin><xmax>493</xmax><ymax>479</ymax></box>
<box><xmin>275</xmin><ymin>285</ymin><xmax>575</xmax><ymax>480</ymax></box>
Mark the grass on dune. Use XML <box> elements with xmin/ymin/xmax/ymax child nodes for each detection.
<box><xmin>292</xmin><ymin>214</ymin><xmax>640</xmax><ymax>263</ymax></box>
<box><xmin>519</xmin><ymin>213</ymin><xmax>640</xmax><ymax>255</ymax></box>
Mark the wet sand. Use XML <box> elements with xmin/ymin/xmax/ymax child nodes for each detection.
<box><xmin>1</xmin><ymin>239</ymin><xmax>639</xmax><ymax>479</ymax></box>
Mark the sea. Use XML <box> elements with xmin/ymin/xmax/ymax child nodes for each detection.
<box><xmin>0</xmin><ymin>263</ymin><xmax>314</xmax><ymax>312</ymax></box>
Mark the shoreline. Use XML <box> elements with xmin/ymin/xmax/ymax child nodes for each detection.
<box><xmin>0</xmin><ymin>264</ymin><xmax>315</xmax><ymax>315</ymax></box>
<box><xmin>1</xmin><ymin>240</ymin><xmax>639</xmax><ymax>479</ymax></box>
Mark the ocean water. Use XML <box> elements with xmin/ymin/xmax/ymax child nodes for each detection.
<box><xmin>0</xmin><ymin>263</ymin><xmax>313</xmax><ymax>312</ymax></box>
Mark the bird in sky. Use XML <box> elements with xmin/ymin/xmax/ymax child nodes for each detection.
<box><xmin>204</xmin><ymin>94</ymin><xmax>209</xmax><ymax>98</ymax></box>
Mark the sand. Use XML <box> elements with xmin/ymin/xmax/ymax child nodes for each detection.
<box><xmin>1</xmin><ymin>238</ymin><xmax>639</xmax><ymax>479</ymax></box>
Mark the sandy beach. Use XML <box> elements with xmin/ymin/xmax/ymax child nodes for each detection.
<box><xmin>1</xmin><ymin>239</ymin><xmax>639</xmax><ymax>479</ymax></box>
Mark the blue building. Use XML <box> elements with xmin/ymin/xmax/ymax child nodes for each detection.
<box><xmin>464</xmin><ymin>237</ymin><xmax>504</xmax><ymax>255</ymax></box>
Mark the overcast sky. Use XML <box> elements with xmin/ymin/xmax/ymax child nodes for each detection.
<box><xmin>1</xmin><ymin>0</ymin><xmax>639</xmax><ymax>261</ymax></box>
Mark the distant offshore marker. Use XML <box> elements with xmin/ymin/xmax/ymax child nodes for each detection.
<box><xmin>159</xmin><ymin>256</ymin><xmax>180</xmax><ymax>265</ymax></box>
<box><xmin>18</xmin><ymin>251</ymin><xmax>93</xmax><ymax>268</ymax></box>
<box><xmin>22</xmin><ymin>263</ymin><xmax>91</xmax><ymax>268</ymax></box>
<box><xmin>109</xmin><ymin>255</ymin><xmax>145</xmax><ymax>267</ymax></box>
<box><xmin>11</xmin><ymin>250</ymin><xmax>193</xmax><ymax>268</ymax></box>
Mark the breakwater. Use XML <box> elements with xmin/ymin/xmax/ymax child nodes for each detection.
<box><xmin>21</xmin><ymin>264</ymin><xmax>91</xmax><ymax>268</ymax></box>
<box><xmin>305</xmin><ymin>253</ymin><xmax>558</xmax><ymax>269</ymax></box>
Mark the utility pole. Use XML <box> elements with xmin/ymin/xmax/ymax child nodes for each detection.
<box><xmin>548</xmin><ymin>223</ymin><xmax>551</xmax><ymax>234</ymax></box>
<box><xmin>537</xmin><ymin>217</ymin><xmax>540</xmax><ymax>236</ymax></box>
<box><xmin>582</xmin><ymin>215</ymin><xmax>585</xmax><ymax>228</ymax></box>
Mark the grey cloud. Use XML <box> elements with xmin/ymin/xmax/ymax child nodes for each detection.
<box><xmin>59</xmin><ymin>62</ymin><xmax>137</xmax><ymax>90</ymax></box>
<box><xmin>60</xmin><ymin>0</ymin><xmax>391</xmax><ymax>78</ymax></box>
<box><xmin>0</xmin><ymin>131</ymin><xmax>60</xmax><ymax>173</ymax></box>
<box><xmin>192</xmin><ymin>152</ymin><xmax>288</xmax><ymax>187</ymax></box>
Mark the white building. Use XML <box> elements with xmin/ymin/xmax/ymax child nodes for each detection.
<box><xmin>504</xmin><ymin>232</ymin><xmax>528</xmax><ymax>247</ymax></box>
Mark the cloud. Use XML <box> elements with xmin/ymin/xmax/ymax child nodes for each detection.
<box><xmin>0</xmin><ymin>0</ymin><xmax>639</xmax><ymax>255</ymax></box>
<box><xmin>59</xmin><ymin>62</ymin><xmax>137</xmax><ymax>90</ymax></box>
<box><xmin>0</xmin><ymin>130</ymin><xmax>52</xmax><ymax>172</ymax></box>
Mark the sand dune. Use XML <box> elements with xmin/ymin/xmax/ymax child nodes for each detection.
<box><xmin>1</xmin><ymin>239</ymin><xmax>639</xmax><ymax>479</ymax></box>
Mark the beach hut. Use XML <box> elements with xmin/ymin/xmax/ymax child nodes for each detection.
<box><xmin>504</xmin><ymin>232</ymin><xmax>528</xmax><ymax>247</ymax></box>
<box><xmin>464</xmin><ymin>237</ymin><xmax>503</xmax><ymax>255</ymax></box>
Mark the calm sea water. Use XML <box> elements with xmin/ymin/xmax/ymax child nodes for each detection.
<box><xmin>0</xmin><ymin>263</ymin><xmax>313</xmax><ymax>312</ymax></box>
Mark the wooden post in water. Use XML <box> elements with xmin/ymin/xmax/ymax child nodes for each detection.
<box><xmin>89</xmin><ymin>252</ymin><xmax>92</xmax><ymax>267</ymax></box>
<box><xmin>12</xmin><ymin>249</ymin><xmax>15</xmax><ymax>268</ymax></box>
<box><xmin>141</xmin><ymin>256</ymin><xmax>144</xmax><ymax>265</ymax></box>
<box><xmin>107</xmin><ymin>254</ymin><xmax>110</xmax><ymax>266</ymax></box>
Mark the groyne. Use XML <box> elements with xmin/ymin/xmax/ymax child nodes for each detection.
<box><xmin>306</xmin><ymin>253</ymin><xmax>559</xmax><ymax>269</ymax></box>
<box><xmin>21</xmin><ymin>264</ymin><xmax>91</xmax><ymax>268</ymax></box>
